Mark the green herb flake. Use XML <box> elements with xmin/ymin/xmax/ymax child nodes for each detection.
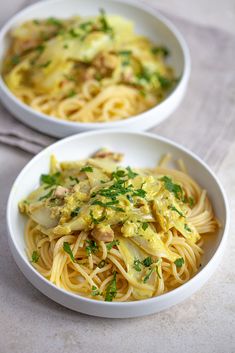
<box><xmin>143</xmin><ymin>267</ymin><xmax>154</xmax><ymax>283</ymax></box>
<box><xmin>142</xmin><ymin>222</ymin><xmax>149</xmax><ymax>231</ymax></box>
<box><xmin>160</xmin><ymin>176</ymin><xmax>183</xmax><ymax>200</ymax></box>
<box><xmin>90</xmin><ymin>210</ymin><xmax>106</xmax><ymax>224</ymax></box>
<box><xmin>132</xmin><ymin>189</ymin><xmax>146</xmax><ymax>198</ymax></box>
<box><xmin>71</xmin><ymin>207</ymin><xmax>80</xmax><ymax>218</ymax></box>
<box><xmin>69</xmin><ymin>176</ymin><xmax>79</xmax><ymax>184</ymax></box>
<box><xmin>118</xmin><ymin>50</ymin><xmax>132</xmax><ymax>56</ymax></box>
<box><xmin>142</xmin><ymin>256</ymin><xmax>153</xmax><ymax>267</ymax></box>
<box><xmin>174</xmin><ymin>257</ymin><xmax>185</xmax><ymax>267</ymax></box>
<box><xmin>133</xmin><ymin>259</ymin><xmax>142</xmax><ymax>272</ymax></box>
<box><xmin>38</xmin><ymin>60</ymin><xmax>52</xmax><ymax>68</ymax></box>
<box><xmin>151</xmin><ymin>46</ymin><xmax>169</xmax><ymax>57</ymax></box>
<box><xmin>33</xmin><ymin>19</ymin><xmax>40</xmax><ymax>25</ymax></box>
<box><xmin>168</xmin><ymin>205</ymin><xmax>185</xmax><ymax>218</ymax></box>
<box><xmin>47</xmin><ymin>17</ymin><xmax>63</xmax><ymax>27</ymax></box>
<box><xmin>63</xmin><ymin>242</ymin><xmax>75</xmax><ymax>262</ymax></box>
<box><xmin>80</xmin><ymin>166</ymin><xmax>93</xmax><ymax>173</ymax></box>
<box><xmin>31</xmin><ymin>250</ymin><xmax>40</xmax><ymax>263</ymax></box>
<box><xmin>184</xmin><ymin>224</ymin><xmax>192</xmax><ymax>232</ymax></box>
<box><xmin>11</xmin><ymin>55</ymin><xmax>20</xmax><ymax>65</ymax></box>
<box><xmin>99</xmin><ymin>8</ymin><xmax>113</xmax><ymax>36</ymax></box>
<box><xmin>40</xmin><ymin>172</ymin><xmax>61</xmax><ymax>186</ymax></box>
<box><xmin>126</xmin><ymin>166</ymin><xmax>138</xmax><ymax>179</ymax></box>
<box><xmin>36</xmin><ymin>44</ymin><xmax>45</xmax><ymax>54</ymax></box>
<box><xmin>189</xmin><ymin>196</ymin><xmax>195</xmax><ymax>207</ymax></box>
<box><xmin>105</xmin><ymin>271</ymin><xmax>117</xmax><ymax>302</ymax></box>
<box><xmin>66</xmin><ymin>90</ymin><xmax>76</xmax><ymax>98</ymax></box>
<box><xmin>91</xmin><ymin>285</ymin><xmax>101</xmax><ymax>296</ymax></box>
<box><xmin>86</xmin><ymin>240</ymin><xmax>98</xmax><ymax>256</ymax></box>
<box><xmin>92</xmin><ymin>200</ymin><xmax>124</xmax><ymax>212</ymax></box>
<box><xmin>106</xmin><ymin>240</ymin><xmax>120</xmax><ymax>251</ymax></box>
<box><xmin>126</xmin><ymin>194</ymin><xmax>133</xmax><ymax>203</ymax></box>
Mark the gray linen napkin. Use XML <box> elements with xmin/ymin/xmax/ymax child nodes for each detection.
<box><xmin>0</xmin><ymin>9</ymin><xmax>235</xmax><ymax>168</ymax></box>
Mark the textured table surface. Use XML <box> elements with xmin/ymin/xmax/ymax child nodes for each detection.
<box><xmin>0</xmin><ymin>1</ymin><xmax>235</xmax><ymax>353</ymax></box>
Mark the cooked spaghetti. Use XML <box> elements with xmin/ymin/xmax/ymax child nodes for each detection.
<box><xmin>18</xmin><ymin>150</ymin><xmax>218</xmax><ymax>302</ymax></box>
<box><xmin>2</xmin><ymin>10</ymin><xmax>177</xmax><ymax>123</ymax></box>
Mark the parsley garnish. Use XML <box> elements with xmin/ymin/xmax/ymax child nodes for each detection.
<box><xmin>106</xmin><ymin>240</ymin><xmax>120</xmax><ymax>251</ymax></box>
<box><xmin>126</xmin><ymin>166</ymin><xmax>138</xmax><ymax>179</ymax></box>
<box><xmin>63</xmin><ymin>242</ymin><xmax>75</xmax><ymax>262</ymax></box>
<box><xmin>11</xmin><ymin>55</ymin><xmax>20</xmax><ymax>65</ymax></box>
<box><xmin>151</xmin><ymin>46</ymin><xmax>169</xmax><ymax>57</ymax></box>
<box><xmin>132</xmin><ymin>189</ymin><xmax>146</xmax><ymax>198</ymax></box>
<box><xmin>142</xmin><ymin>256</ymin><xmax>153</xmax><ymax>267</ymax></box>
<box><xmin>99</xmin><ymin>8</ymin><xmax>113</xmax><ymax>36</ymax></box>
<box><xmin>91</xmin><ymin>200</ymin><xmax>124</xmax><ymax>212</ymax></box>
<box><xmin>143</xmin><ymin>267</ymin><xmax>154</xmax><ymax>283</ymax></box>
<box><xmin>174</xmin><ymin>257</ymin><xmax>185</xmax><ymax>267</ymax></box>
<box><xmin>168</xmin><ymin>205</ymin><xmax>185</xmax><ymax>217</ymax></box>
<box><xmin>71</xmin><ymin>207</ymin><xmax>80</xmax><ymax>218</ymax></box>
<box><xmin>133</xmin><ymin>259</ymin><xmax>142</xmax><ymax>272</ymax></box>
<box><xmin>118</xmin><ymin>50</ymin><xmax>132</xmax><ymax>56</ymax></box>
<box><xmin>189</xmin><ymin>196</ymin><xmax>195</xmax><ymax>207</ymax></box>
<box><xmin>91</xmin><ymin>285</ymin><xmax>101</xmax><ymax>296</ymax></box>
<box><xmin>126</xmin><ymin>194</ymin><xmax>133</xmax><ymax>203</ymax></box>
<box><xmin>105</xmin><ymin>271</ymin><xmax>117</xmax><ymax>301</ymax></box>
<box><xmin>40</xmin><ymin>172</ymin><xmax>61</xmax><ymax>186</ymax></box>
<box><xmin>69</xmin><ymin>176</ymin><xmax>79</xmax><ymax>184</ymax></box>
<box><xmin>47</xmin><ymin>17</ymin><xmax>63</xmax><ymax>27</ymax></box>
<box><xmin>80</xmin><ymin>166</ymin><xmax>93</xmax><ymax>173</ymax></box>
<box><xmin>86</xmin><ymin>240</ymin><xmax>98</xmax><ymax>256</ymax></box>
<box><xmin>142</xmin><ymin>222</ymin><xmax>149</xmax><ymax>231</ymax></box>
<box><xmin>66</xmin><ymin>90</ymin><xmax>76</xmax><ymax>98</ymax></box>
<box><xmin>90</xmin><ymin>210</ymin><xmax>106</xmax><ymax>224</ymax></box>
<box><xmin>38</xmin><ymin>60</ymin><xmax>52</xmax><ymax>68</ymax></box>
<box><xmin>184</xmin><ymin>224</ymin><xmax>192</xmax><ymax>232</ymax></box>
<box><xmin>31</xmin><ymin>250</ymin><xmax>40</xmax><ymax>263</ymax></box>
<box><xmin>35</xmin><ymin>44</ymin><xmax>45</xmax><ymax>54</ymax></box>
<box><xmin>160</xmin><ymin>176</ymin><xmax>183</xmax><ymax>200</ymax></box>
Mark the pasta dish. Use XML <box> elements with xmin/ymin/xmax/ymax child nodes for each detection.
<box><xmin>3</xmin><ymin>10</ymin><xmax>176</xmax><ymax>123</ymax></box>
<box><xmin>19</xmin><ymin>149</ymin><xmax>218</xmax><ymax>302</ymax></box>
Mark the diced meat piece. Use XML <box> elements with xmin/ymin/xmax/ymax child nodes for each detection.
<box><xmin>54</xmin><ymin>186</ymin><xmax>68</xmax><ymax>198</ymax></box>
<box><xmin>92</xmin><ymin>52</ymin><xmax>118</xmax><ymax>76</ymax></box>
<box><xmin>91</xmin><ymin>224</ymin><xmax>114</xmax><ymax>242</ymax></box>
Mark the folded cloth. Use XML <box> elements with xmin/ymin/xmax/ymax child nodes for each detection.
<box><xmin>0</xmin><ymin>8</ymin><xmax>235</xmax><ymax>170</ymax></box>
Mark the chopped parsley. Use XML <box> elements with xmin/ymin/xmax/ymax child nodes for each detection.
<box><xmin>63</xmin><ymin>242</ymin><xmax>75</xmax><ymax>262</ymax></box>
<box><xmin>92</xmin><ymin>200</ymin><xmax>124</xmax><ymax>212</ymax></box>
<box><xmin>80</xmin><ymin>166</ymin><xmax>93</xmax><ymax>173</ymax></box>
<box><xmin>66</xmin><ymin>90</ymin><xmax>76</xmax><ymax>98</ymax></box>
<box><xmin>126</xmin><ymin>194</ymin><xmax>133</xmax><ymax>203</ymax></box>
<box><xmin>143</xmin><ymin>267</ymin><xmax>154</xmax><ymax>283</ymax></box>
<box><xmin>168</xmin><ymin>205</ymin><xmax>185</xmax><ymax>217</ymax></box>
<box><xmin>184</xmin><ymin>224</ymin><xmax>192</xmax><ymax>232</ymax></box>
<box><xmin>91</xmin><ymin>285</ymin><xmax>101</xmax><ymax>296</ymax></box>
<box><xmin>105</xmin><ymin>271</ymin><xmax>117</xmax><ymax>301</ymax></box>
<box><xmin>31</xmin><ymin>250</ymin><xmax>40</xmax><ymax>263</ymax></box>
<box><xmin>151</xmin><ymin>46</ymin><xmax>169</xmax><ymax>57</ymax></box>
<box><xmin>106</xmin><ymin>240</ymin><xmax>120</xmax><ymax>251</ymax></box>
<box><xmin>69</xmin><ymin>176</ymin><xmax>79</xmax><ymax>184</ymax></box>
<box><xmin>142</xmin><ymin>256</ymin><xmax>153</xmax><ymax>267</ymax></box>
<box><xmin>11</xmin><ymin>55</ymin><xmax>20</xmax><ymax>65</ymax></box>
<box><xmin>132</xmin><ymin>189</ymin><xmax>146</xmax><ymax>198</ymax></box>
<box><xmin>160</xmin><ymin>176</ymin><xmax>183</xmax><ymax>200</ymax></box>
<box><xmin>189</xmin><ymin>196</ymin><xmax>195</xmax><ymax>207</ymax></box>
<box><xmin>142</xmin><ymin>222</ymin><xmax>149</xmax><ymax>231</ymax></box>
<box><xmin>126</xmin><ymin>166</ymin><xmax>138</xmax><ymax>179</ymax></box>
<box><xmin>38</xmin><ymin>60</ymin><xmax>52</xmax><ymax>68</ymax></box>
<box><xmin>35</xmin><ymin>44</ymin><xmax>45</xmax><ymax>54</ymax></box>
<box><xmin>133</xmin><ymin>259</ymin><xmax>142</xmax><ymax>272</ymax></box>
<box><xmin>71</xmin><ymin>207</ymin><xmax>80</xmax><ymax>218</ymax></box>
<box><xmin>47</xmin><ymin>17</ymin><xmax>63</xmax><ymax>27</ymax></box>
<box><xmin>40</xmin><ymin>172</ymin><xmax>61</xmax><ymax>187</ymax></box>
<box><xmin>90</xmin><ymin>210</ymin><xmax>106</xmax><ymax>224</ymax></box>
<box><xmin>86</xmin><ymin>239</ymin><xmax>98</xmax><ymax>256</ymax></box>
<box><xmin>174</xmin><ymin>257</ymin><xmax>185</xmax><ymax>267</ymax></box>
<box><xmin>99</xmin><ymin>8</ymin><xmax>113</xmax><ymax>36</ymax></box>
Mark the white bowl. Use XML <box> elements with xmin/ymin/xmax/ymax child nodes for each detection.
<box><xmin>0</xmin><ymin>0</ymin><xmax>190</xmax><ymax>138</ymax></box>
<box><xmin>7</xmin><ymin>131</ymin><xmax>229</xmax><ymax>318</ymax></box>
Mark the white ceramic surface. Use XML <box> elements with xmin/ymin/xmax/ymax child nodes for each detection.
<box><xmin>6</xmin><ymin>131</ymin><xmax>229</xmax><ymax>318</ymax></box>
<box><xmin>0</xmin><ymin>0</ymin><xmax>190</xmax><ymax>138</ymax></box>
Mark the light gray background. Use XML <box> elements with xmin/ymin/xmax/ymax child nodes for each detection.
<box><xmin>0</xmin><ymin>1</ymin><xmax>235</xmax><ymax>353</ymax></box>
